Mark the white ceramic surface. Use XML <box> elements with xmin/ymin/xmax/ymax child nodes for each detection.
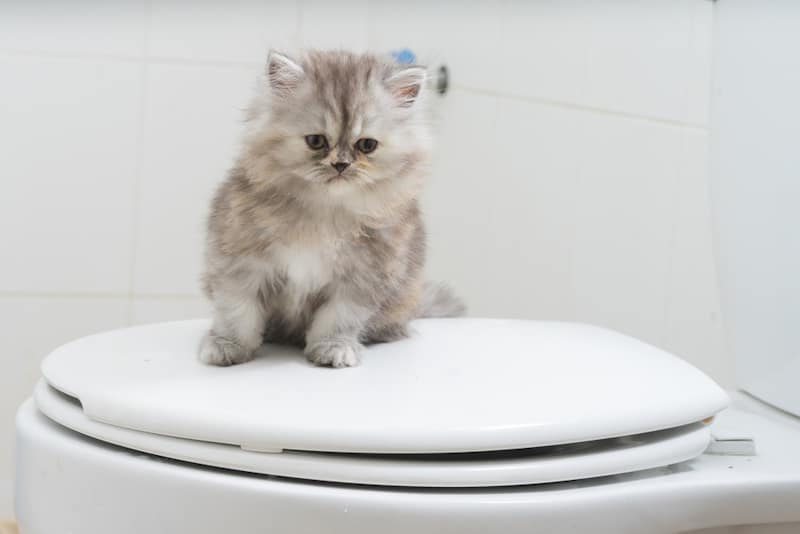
<box><xmin>34</xmin><ymin>380</ymin><xmax>711</xmax><ymax>488</ymax></box>
<box><xmin>41</xmin><ymin>318</ymin><xmax>728</xmax><ymax>454</ymax></box>
<box><xmin>15</xmin><ymin>392</ymin><xmax>800</xmax><ymax>534</ymax></box>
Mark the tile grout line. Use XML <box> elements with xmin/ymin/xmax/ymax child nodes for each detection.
<box><xmin>452</xmin><ymin>84</ymin><xmax>711</xmax><ymax>131</ymax></box>
<box><xmin>0</xmin><ymin>48</ymin><xmax>261</xmax><ymax>70</ymax></box>
<box><xmin>0</xmin><ymin>291</ymin><xmax>204</xmax><ymax>301</ymax></box>
<box><xmin>705</xmin><ymin>0</ymin><xmax>734</xmax><ymax>384</ymax></box>
<box><xmin>125</xmin><ymin>0</ymin><xmax>153</xmax><ymax>325</ymax></box>
<box><xmin>1</xmin><ymin>49</ymin><xmax>709</xmax><ymax>131</ymax></box>
<box><xmin>661</xmin><ymin>6</ymin><xmax>711</xmax><ymax>350</ymax></box>
<box><xmin>660</xmin><ymin>12</ymin><xmax>696</xmax><ymax>350</ymax></box>
<box><xmin>661</xmin><ymin>128</ymin><xmax>690</xmax><ymax>350</ymax></box>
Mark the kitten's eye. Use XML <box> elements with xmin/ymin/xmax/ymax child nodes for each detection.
<box><xmin>305</xmin><ymin>134</ymin><xmax>328</xmax><ymax>150</ymax></box>
<box><xmin>355</xmin><ymin>138</ymin><xmax>378</xmax><ymax>154</ymax></box>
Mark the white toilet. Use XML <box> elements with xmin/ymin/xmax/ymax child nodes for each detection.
<box><xmin>12</xmin><ymin>308</ymin><xmax>800</xmax><ymax>533</ymax></box>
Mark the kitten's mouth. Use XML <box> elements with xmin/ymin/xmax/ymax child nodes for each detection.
<box><xmin>326</xmin><ymin>173</ymin><xmax>352</xmax><ymax>183</ymax></box>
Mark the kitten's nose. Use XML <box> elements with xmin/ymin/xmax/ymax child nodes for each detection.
<box><xmin>332</xmin><ymin>161</ymin><xmax>350</xmax><ymax>174</ymax></box>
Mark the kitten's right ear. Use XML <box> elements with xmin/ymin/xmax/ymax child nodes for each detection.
<box><xmin>267</xmin><ymin>51</ymin><xmax>304</xmax><ymax>94</ymax></box>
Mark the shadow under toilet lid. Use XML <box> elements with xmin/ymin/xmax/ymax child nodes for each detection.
<box><xmin>40</xmin><ymin>318</ymin><xmax>728</xmax><ymax>454</ymax></box>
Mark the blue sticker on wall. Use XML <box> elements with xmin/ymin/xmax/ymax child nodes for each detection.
<box><xmin>391</xmin><ymin>48</ymin><xmax>416</xmax><ymax>65</ymax></box>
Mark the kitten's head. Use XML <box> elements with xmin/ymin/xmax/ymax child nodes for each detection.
<box><xmin>243</xmin><ymin>50</ymin><xmax>432</xmax><ymax>211</ymax></box>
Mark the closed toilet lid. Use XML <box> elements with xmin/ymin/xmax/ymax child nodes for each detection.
<box><xmin>40</xmin><ymin>318</ymin><xmax>727</xmax><ymax>455</ymax></box>
<box><xmin>33</xmin><ymin>379</ymin><xmax>714</xmax><ymax>487</ymax></box>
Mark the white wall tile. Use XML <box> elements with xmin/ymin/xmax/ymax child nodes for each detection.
<box><xmin>426</xmin><ymin>91</ymin><xmax>581</xmax><ymax>320</ymax></box>
<box><xmin>148</xmin><ymin>0</ymin><xmax>299</xmax><ymax>63</ymax></box>
<box><xmin>130</xmin><ymin>296</ymin><xmax>211</xmax><ymax>325</ymax></box>
<box><xmin>0</xmin><ymin>0</ymin><xmax>147</xmax><ymax>58</ymax></box>
<box><xmin>299</xmin><ymin>0</ymin><xmax>369</xmax><ymax>52</ymax></box>
<box><xmin>499</xmin><ymin>0</ymin><xmax>715</xmax><ymax>125</ymax></box>
<box><xmin>423</xmin><ymin>90</ymin><xmax>499</xmax><ymax>316</ymax></box>
<box><xmin>500</xmin><ymin>0</ymin><xmax>588</xmax><ymax>104</ymax></box>
<box><xmin>487</xmin><ymin>98</ymin><xmax>581</xmax><ymax>320</ymax></box>
<box><xmin>571</xmin><ymin>115</ymin><xmax>682</xmax><ymax>346</ymax></box>
<box><xmin>665</xmin><ymin>129</ymin><xmax>730</xmax><ymax>385</ymax></box>
<box><xmin>582</xmin><ymin>0</ymin><xmax>706</xmax><ymax>123</ymax></box>
<box><xmin>133</xmin><ymin>63</ymin><xmax>257</xmax><ymax>296</ymax></box>
<box><xmin>0</xmin><ymin>55</ymin><xmax>140</xmax><ymax>294</ymax></box>
<box><xmin>0</xmin><ymin>296</ymin><xmax>129</xmax><ymax>502</ymax></box>
<box><xmin>367</xmin><ymin>0</ymin><xmax>503</xmax><ymax>93</ymax></box>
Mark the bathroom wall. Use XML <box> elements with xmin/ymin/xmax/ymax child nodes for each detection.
<box><xmin>710</xmin><ymin>0</ymin><xmax>800</xmax><ymax>415</ymax></box>
<box><xmin>0</xmin><ymin>0</ymin><xmax>723</xmax><ymax>516</ymax></box>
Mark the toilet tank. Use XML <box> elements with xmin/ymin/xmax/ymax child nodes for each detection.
<box><xmin>711</xmin><ymin>1</ymin><xmax>800</xmax><ymax>416</ymax></box>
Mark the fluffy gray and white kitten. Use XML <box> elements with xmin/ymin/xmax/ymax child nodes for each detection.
<box><xmin>200</xmin><ymin>50</ymin><xmax>464</xmax><ymax>368</ymax></box>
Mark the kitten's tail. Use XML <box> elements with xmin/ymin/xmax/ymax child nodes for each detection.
<box><xmin>417</xmin><ymin>281</ymin><xmax>467</xmax><ymax>318</ymax></box>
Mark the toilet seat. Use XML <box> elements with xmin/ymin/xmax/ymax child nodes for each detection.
<box><xmin>35</xmin><ymin>381</ymin><xmax>711</xmax><ymax>487</ymax></box>
<box><xmin>36</xmin><ymin>318</ymin><xmax>728</xmax><ymax>488</ymax></box>
<box><xmin>17</xmin><ymin>391</ymin><xmax>800</xmax><ymax>534</ymax></box>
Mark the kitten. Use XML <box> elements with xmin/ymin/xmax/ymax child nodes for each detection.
<box><xmin>200</xmin><ymin>50</ymin><xmax>464</xmax><ymax>368</ymax></box>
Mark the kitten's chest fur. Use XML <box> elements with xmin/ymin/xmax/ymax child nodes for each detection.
<box><xmin>269</xmin><ymin>239</ymin><xmax>336</xmax><ymax>296</ymax></box>
<box><xmin>258</xmin><ymin>229</ymin><xmax>351</xmax><ymax>325</ymax></box>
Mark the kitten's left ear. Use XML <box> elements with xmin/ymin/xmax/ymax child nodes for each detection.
<box><xmin>385</xmin><ymin>66</ymin><xmax>426</xmax><ymax>107</ymax></box>
<box><xmin>267</xmin><ymin>50</ymin><xmax>304</xmax><ymax>94</ymax></box>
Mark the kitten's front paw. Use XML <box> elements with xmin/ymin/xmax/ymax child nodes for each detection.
<box><xmin>305</xmin><ymin>338</ymin><xmax>362</xmax><ymax>368</ymax></box>
<box><xmin>199</xmin><ymin>332</ymin><xmax>255</xmax><ymax>366</ymax></box>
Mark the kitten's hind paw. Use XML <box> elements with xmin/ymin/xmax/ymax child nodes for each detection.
<box><xmin>305</xmin><ymin>338</ymin><xmax>362</xmax><ymax>368</ymax></box>
<box><xmin>199</xmin><ymin>332</ymin><xmax>255</xmax><ymax>366</ymax></box>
